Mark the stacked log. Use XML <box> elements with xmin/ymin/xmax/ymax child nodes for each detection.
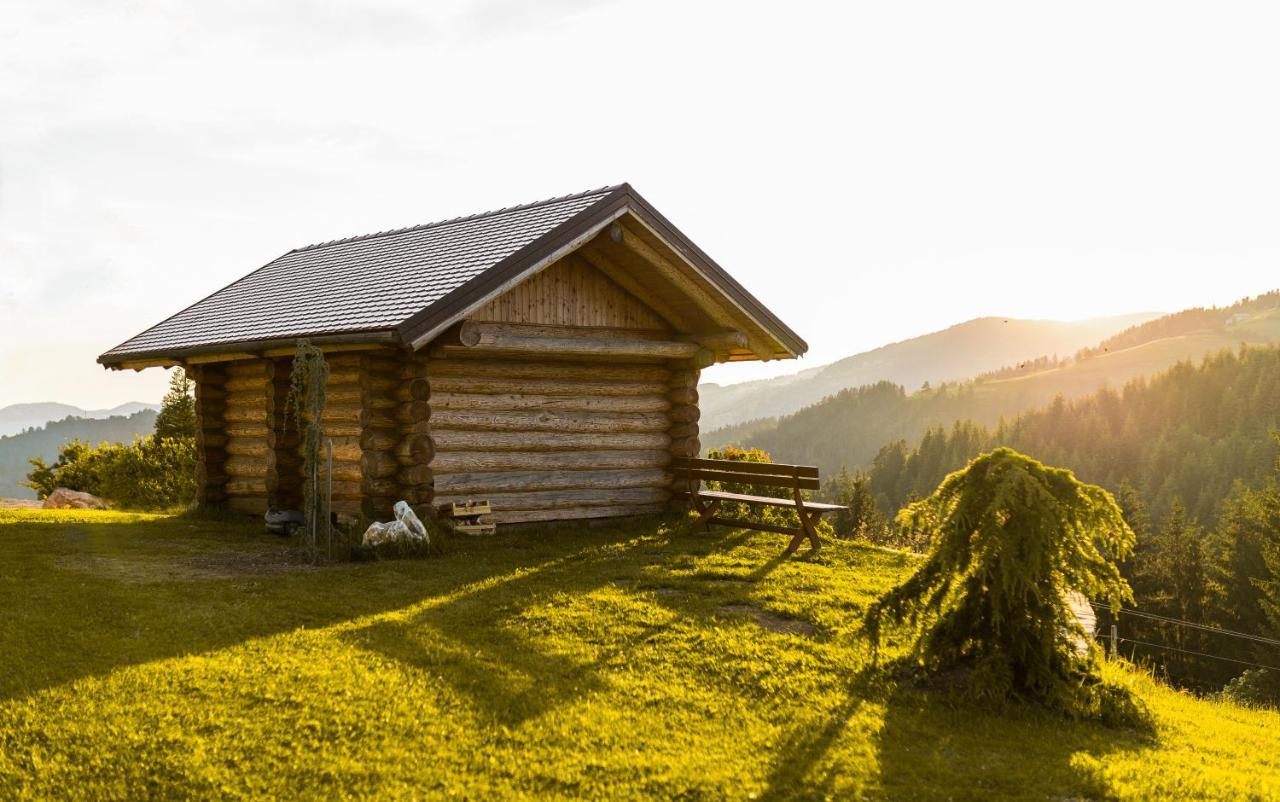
<box><xmin>395</xmin><ymin>354</ymin><xmax>434</xmax><ymax>512</ymax></box>
<box><xmin>221</xmin><ymin>359</ymin><xmax>277</xmax><ymax>515</ymax></box>
<box><xmin>192</xmin><ymin>364</ymin><xmax>228</xmax><ymax>508</ymax></box>
<box><xmin>311</xmin><ymin>353</ymin><xmax>370</xmax><ymax>517</ymax></box>
<box><xmin>426</xmin><ymin>356</ymin><xmax>673</xmax><ymax>523</ymax></box>
<box><xmin>270</xmin><ymin>357</ymin><xmax>302</xmax><ymax>510</ymax></box>
<box><xmin>666</xmin><ymin>369</ymin><xmax>701</xmax><ymax>459</ymax></box>
<box><xmin>360</xmin><ymin>350</ymin><xmax>404</xmax><ymax>519</ymax></box>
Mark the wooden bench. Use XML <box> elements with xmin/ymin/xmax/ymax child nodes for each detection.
<box><xmin>673</xmin><ymin>457</ymin><xmax>846</xmax><ymax>554</ymax></box>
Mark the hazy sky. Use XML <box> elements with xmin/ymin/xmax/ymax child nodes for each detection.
<box><xmin>2</xmin><ymin>1</ymin><xmax>1278</xmax><ymax>409</ymax></box>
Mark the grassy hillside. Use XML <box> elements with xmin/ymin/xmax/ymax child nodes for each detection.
<box><xmin>700</xmin><ymin>313</ymin><xmax>1158</xmax><ymax>430</ymax></box>
<box><xmin>0</xmin><ymin>411</ymin><xmax>158</xmax><ymax>499</ymax></box>
<box><xmin>1</xmin><ymin>509</ymin><xmax>1275</xmax><ymax>799</ymax></box>
<box><xmin>706</xmin><ymin>297</ymin><xmax>1280</xmax><ymax>474</ymax></box>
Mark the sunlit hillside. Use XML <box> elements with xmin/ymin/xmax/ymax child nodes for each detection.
<box><xmin>705</xmin><ymin>293</ymin><xmax>1280</xmax><ymax>472</ymax></box>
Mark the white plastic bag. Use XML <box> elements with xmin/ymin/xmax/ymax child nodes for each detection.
<box><xmin>361</xmin><ymin>501</ymin><xmax>429</xmax><ymax>546</ymax></box>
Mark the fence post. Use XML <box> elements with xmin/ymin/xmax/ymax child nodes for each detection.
<box><xmin>1110</xmin><ymin>623</ymin><xmax>1118</xmax><ymax>656</ymax></box>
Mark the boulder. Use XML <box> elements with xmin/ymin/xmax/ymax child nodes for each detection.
<box><xmin>43</xmin><ymin>488</ymin><xmax>110</xmax><ymax>510</ymax></box>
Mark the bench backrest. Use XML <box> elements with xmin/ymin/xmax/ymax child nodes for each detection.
<box><xmin>672</xmin><ymin>457</ymin><xmax>821</xmax><ymax>491</ymax></box>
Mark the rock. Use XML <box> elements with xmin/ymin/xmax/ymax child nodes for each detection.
<box><xmin>42</xmin><ymin>488</ymin><xmax>110</xmax><ymax>510</ymax></box>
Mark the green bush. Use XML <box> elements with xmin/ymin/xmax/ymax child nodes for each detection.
<box><xmin>1222</xmin><ymin>668</ymin><xmax>1280</xmax><ymax>709</ymax></box>
<box><xmin>864</xmin><ymin>448</ymin><xmax>1144</xmax><ymax>723</ymax></box>
<box><xmin>24</xmin><ymin>435</ymin><xmax>196</xmax><ymax>510</ymax></box>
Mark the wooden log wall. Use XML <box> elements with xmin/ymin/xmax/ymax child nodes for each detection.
<box><xmin>300</xmin><ymin>351</ymin><xmax>402</xmax><ymax>519</ymax></box>
<box><xmin>221</xmin><ymin>359</ymin><xmax>278</xmax><ymax>515</ymax></box>
<box><xmin>426</xmin><ymin>356</ymin><xmax>676</xmax><ymax>524</ymax></box>
<box><xmin>192</xmin><ymin>364</ymin><xmax>228</xmax><ymax>508</ymax></box>
<box><xmin>270</xmin><ymin>358</ymin><xmax>302</xmax><ymax>511</ymax></box>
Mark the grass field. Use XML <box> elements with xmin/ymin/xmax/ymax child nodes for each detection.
<box><xmin>1</xmin><ymin>509</ymin><xmax>1277</xmax><ymax>800</ymax></box>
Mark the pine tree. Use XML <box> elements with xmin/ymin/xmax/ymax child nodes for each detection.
<box><xmin>154</xmin><ymin>368</ymin><xmax>196</xmax><ymax>440</ymax></box>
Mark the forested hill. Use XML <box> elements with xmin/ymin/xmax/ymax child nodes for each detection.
<box><xmin>868</xmin><ymin>345</ymin><xmax>1280</xmax><ymax>524</ymax></box>
<box><xmin>0</xmin><ymin>412</ymin><xmax>157</xmax><ymax>498</ymax></box>
<box><xmin>698</xmin><ymin>313</ymin><xmax>1157</xmax><ymax>430</ymax></box>
<box><xmin>707</xmin><ymin>292</ymin><xmax>1280</xmax><ymax>470</ymax></box>
<box><xmin>0</xmin><ymin>401</ymin><xmax>158</xmax><ymax>437</ymax></box>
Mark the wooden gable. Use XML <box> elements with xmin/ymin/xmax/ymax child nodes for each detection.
<box><xmin>469</xmin><ymin>253</ymin><xmax>669</xmax><ymax>331</ymax></box>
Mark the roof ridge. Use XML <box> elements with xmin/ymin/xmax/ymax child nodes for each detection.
<box><xmin>290</xmin><ymin>184</ymin><xmax>627</xmax><ymax>254</ymax></box>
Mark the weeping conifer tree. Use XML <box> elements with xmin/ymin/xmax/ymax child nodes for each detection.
<box><xmin>865</xmin><ymin>448</ymin><xmax>1140</xmax><ymax>721</ymax></box>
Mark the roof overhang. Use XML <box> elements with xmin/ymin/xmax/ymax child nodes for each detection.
<box><xmin>98</xmin><ymin>184</ymin><xmax>807</xmax><ymax>370</ymax></box>
<box><xmin>395</xmin><ymin>185</ymin><xmax>807</xmax><ymax>361</ymax></box>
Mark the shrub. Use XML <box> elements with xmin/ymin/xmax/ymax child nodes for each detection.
<box><xmin>24</xmin><ymin>435</ymin><xmax>196</xmax><ymax>510</ymax></box>
<box><xmin>1222</xmin><ymin>668</ymin><xmax>1280</xmax><ymax>709</ymax></box>
<box><xmin>864</xmin><ymin>448</ymin><xmax>1143</xmax><ymax>723</ymax></box>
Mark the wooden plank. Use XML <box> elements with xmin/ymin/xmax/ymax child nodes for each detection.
<box><xmin>427</xmin><ymin>358</ymin><xmax>670</xmax><ymax>383</ymax></box>
<box><xmin>431</xmin><ymin>449</ymin><xmax>671</xmax><ymax>474</ymax></box>
<box><xmin>674</xmin><ymin>458</ymin><xmax>819</xmax><ymax>478</ymax></box>
<box><xmin>483</xmin><ymin>503</ymin><xmax>669</xmax><ymax>525</ymax></box>
<box><xmin>468</xmin><ymin>253</ymin><xmax>671</xmax><ymax>331</ymax></box>
<box><xmin>429</xmin><ymin>409</ymin><xmax>669</xmax><ymax>434</ymax></box>
<box><xmin>676</xmin><ymin>469</ymin><xmax>821</xmax><ymax>491</ymax></box>
<box><xmin>436</xmin><ymin>487</ymin><xmax>668</xmax><ymax>511</ymax></box>
<box><xmin>429</xmin><ymin>430</ymin><xmax>671</xmax><ymax>452</ymax></box>
<box><xmin>434</xmin><ymin>468</ymin><xmax>672</xmax><ymax>495</ymax></box>
<box><xmin>698</xmin><ymin>490</ymin><xmax>844</xmax><ymax>511</ymax></box>
<box><xmin>430</xmin><ymin>392</ymin><xmax>670</xmax><ymax>414</ymax></box>
<box><xmin>428</xmin><ymin>376</ymin><xmax>669</xmax><ymax>398</ymax></box>
<box><xmin>435</xmin><ymin>331</ymin><xmax>699</xmax><ymax>362</ymax></box>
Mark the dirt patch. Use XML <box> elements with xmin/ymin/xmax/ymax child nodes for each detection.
<box><xmin>718</xmin><ymin>604</ymin><xmax>816</xmax><ymax>636</ymax></box>
<box><xmin>57</xmin><ymin>547</ymin><xmax>316</xmax><ymax>584</ymax></box>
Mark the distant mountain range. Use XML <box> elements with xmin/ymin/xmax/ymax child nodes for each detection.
<box><xmin>704</xmin><ymin>291</ymin><xmax>1280</xmax><ymax>475</ymax></box>
<box><xmin>699</xmin><ymin>313</ymin><xmax>1160</xmax><ymax>430</ymax></box>
<box><xmin>0</xmin><ymin>402</ymin><xmax>159</xmax><ymax>438</ymax></box>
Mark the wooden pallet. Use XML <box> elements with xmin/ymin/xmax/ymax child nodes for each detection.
<box><xmin>438</xmin><ymin>501</ymin><xmax>496</xmax><ymax>536</ymax></box>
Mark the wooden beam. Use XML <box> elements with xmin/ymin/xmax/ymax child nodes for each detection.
<box><xmin>577</xmin><ymin>246</ymin><xmax>696</xmax><ymax>331</ymax></box>
<box><xmin>117</xmin><ymin>358</ymin><xmax>180</xmax><ymax>371</ymax></box>
<box><xmin>432</xmin><ymin>321</ymin><xmax>699</xmax><ymax>361</ymax></box>
<box><xmin>186</xmin><ymin>352</ymin><xmax>259</xmax><ymax>365</ymax></box>
<box><xmin>260</xmin><ymin>343</ymin><xmax>395</xmax><ymax>358</ymax></box>
<box><xmin>678</xmin><ymin>330</ymin><xmax>749</xmax><ymax>351</ymax></box>
<box><xmin>613</xmin><ymin>223</ymin><xmax>777</xmax><ymax>361</ymax></box>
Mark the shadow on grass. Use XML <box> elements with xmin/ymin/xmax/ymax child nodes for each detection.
<box><xmin>340</xmin><ymin>515</ymin><xmax>776</xmax><ymax>726</ymax></box>
<box><xmin>754</xmin><ymin>666</ymin><xmax>1156</xmax><ymax>801</ymax></box>
<box><xmin>0</xmin><ymin>513</ymin><xmax>574</xmax><ymax>702</ymax></box>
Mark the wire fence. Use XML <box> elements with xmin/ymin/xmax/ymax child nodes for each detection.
<box><xmin>1088</xmin><ymin>601</ymin><xmax>1280</xmax><ymax>674</ymax></box>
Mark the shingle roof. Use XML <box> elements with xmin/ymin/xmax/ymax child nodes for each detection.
<box><xmin>99</xmin><ymin>183</ymin><xmax>808</xmax><ymax>365</ymax></box>
<box><xmin>101</xmin><ymin>186</ymin><xmax>622</xmax><ymax>360</ymax></box>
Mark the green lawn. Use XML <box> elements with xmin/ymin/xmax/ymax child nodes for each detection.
<box><xmin>0</xmin><ymin>509</ymin><xmax>1276</xmax><ymax>800</ymax></box>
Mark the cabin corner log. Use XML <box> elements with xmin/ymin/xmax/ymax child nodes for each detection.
<box><xmin>666</xmin><ymin>367</ymin><xmax>701</xmax><ymax>496</ymax></box>
<box><xmin>211</xmin><ymin>359</ymin><xmax>280</xmax><ymax>511</ymax></box>
<box><xmin>193</xmin><ymin>364</ymin><xmax>229</xmax><ymax>507</ymax></box>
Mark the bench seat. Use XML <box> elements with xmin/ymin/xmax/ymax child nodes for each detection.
<box><xmin>674</xmin><ymin>457</ymin><xmax>845</xmax><ymax>554</ymax></box>
<box><xmin>698</xmin><ymin>490</ymin><xmax>845</xmax><ymax>512</ymax></box>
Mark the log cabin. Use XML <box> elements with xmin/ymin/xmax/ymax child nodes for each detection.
<box><xmin>98</xmin><ymin>184</ymin><xmax>807</xmax><ymax>524</ymax></box>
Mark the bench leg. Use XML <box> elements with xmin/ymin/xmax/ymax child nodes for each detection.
<box><xmin>799</xmin><ymin>509</ymin><xmax>822</xmax><ymax>552</ymax></box>
<box><xmin>783</xmin><ymin>527</ymin><xmax>808</xmax><ymax>555</ymax></box>
<box><xmin>695</xmin><ymin>498</ymin><xmax>722</xmax><ymax>531</ymax></box>
<box><xmin>783</xmin><ymin>487</ymin><xmax>822</xmax><ymax>555</ymax></box>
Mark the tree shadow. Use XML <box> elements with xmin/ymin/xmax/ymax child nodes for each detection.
<box><xmin>0</xmin><ymin>514</ymin><xmax>567</xmax><ymax>702</ymax></box>
<box><xmin>754</xmin><ymin>665</ymin><xmax>1156</xmax><ymax>801</ymax></box>
<box><xmin>339</xmin><ymin>518</ymin><xmax>768</xmax><ymax>726</ymax></box>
